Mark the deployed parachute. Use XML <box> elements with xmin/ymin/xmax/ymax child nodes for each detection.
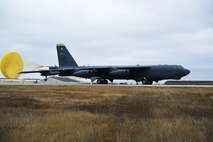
<box><xmin>1</xmin><ymin>52</ymin><xmax>24</xmax><ymax>79</ymax></box>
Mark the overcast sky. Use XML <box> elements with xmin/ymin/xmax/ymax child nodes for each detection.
<box><xmin>0</xmin><ymin>0</ymin><xmax>213</xmax><ymax>80</ymax></box>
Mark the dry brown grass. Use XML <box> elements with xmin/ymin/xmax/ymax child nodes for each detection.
<box><xmin>0</xmin><ymin>85</ymin><xmax>212</xmax><ymax>142</ymax></box>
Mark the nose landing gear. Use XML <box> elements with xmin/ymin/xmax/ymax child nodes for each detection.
<box><xmin>44</xmin><ymin>76</ymin><xmax>48</xmax><ymax>82</ymax></box>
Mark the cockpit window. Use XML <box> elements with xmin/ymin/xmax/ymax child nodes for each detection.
<box><xmin>174</xmin><ymin>66</ymin><xmax>183</xmax><ymax>69</ymax></box>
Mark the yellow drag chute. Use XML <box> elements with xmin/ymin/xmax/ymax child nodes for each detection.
<box><xmin>1</xmin><ymin>52</ymin><xmax>24</xmax><ymax>79</ymax></box>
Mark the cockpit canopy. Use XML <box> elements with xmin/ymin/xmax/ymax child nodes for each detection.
<box><xmin>174</xmin><ymin>65</ymin><xmax>184</xmax><ymax>69</ymax></box>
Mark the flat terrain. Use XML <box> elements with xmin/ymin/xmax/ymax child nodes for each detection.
<box><xmin>0</xmin><ymin>85</ymin><xmax>212</xmax><ymax>142</ymax></box>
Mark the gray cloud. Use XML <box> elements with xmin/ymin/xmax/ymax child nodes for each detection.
<box><xmin>0</xmin><ymin>0</ymin><xmax>213</xmax><ymax>80</ymax></box>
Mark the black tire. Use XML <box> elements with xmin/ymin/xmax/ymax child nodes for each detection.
<box><xmin>142</xmin><ymin>80</ymin><xmax>146</xmax><ymax>85</ymax></box>
<box><xmin>148</xmin><ymin>81</ymin><xmax>153</xmax><ymax>85</ymax></box>
<box><xmin>142</xmin><ymin>80</ymin><xmax>153</xmax><ymax>85</ymax></box>
<box><xmin>97</xmin><ymin>79</ymin><xmax>102</xmax><ymax>84</ymax></box>
<box><xmin>97</xmin><ymin>79</ymin><xmax>108</xmax><ymax>84</ymax></box>
<box><xmin>103</xmin><ymin>79</ymin><xmax>108</xmax><ymax>84</ymax></box>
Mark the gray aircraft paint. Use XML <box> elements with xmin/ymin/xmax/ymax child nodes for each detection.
<box><xmin>21</xmin><ymin>44</ymin><xmax>190</xmax><ymax>84</ymax></box>
<box><xmin>57</xmin><ymin>44</ymin><xmax>78</xmax><ymax>67</ymax></box>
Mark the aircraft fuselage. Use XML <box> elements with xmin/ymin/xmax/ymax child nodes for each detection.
<box><xmin>21</xmin><ymin>44</ymin><xmax>190</xmax><ymax>85</ymax></box>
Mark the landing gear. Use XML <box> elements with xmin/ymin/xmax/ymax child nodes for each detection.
<box><xmin>44</xmin><ymin>76</ymin><xmax>48</xmax><ymax>82</ymax></box>
<box><xmin>97</xmin><ymin>79</ymin><xmax>102</xmax><ymax>84</ymax></box>
<box><xmin>142</xmin><ymin>80</ymin><xmax>153</xmax><ymax>85</ymax></box>
<box><xmin>97</xmin><ymin>79</ymin><xmax>108</xmax><ymax>84</ymax></box>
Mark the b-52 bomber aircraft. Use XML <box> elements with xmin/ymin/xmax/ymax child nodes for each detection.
<box><xmin>21</xmin><ymin>44</ymin><xmax>190</xmax><ymax>84</ymax></box>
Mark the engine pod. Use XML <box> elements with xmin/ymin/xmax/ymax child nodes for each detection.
<box><xmin>1</xmin><ymin>52</ymin><xmax>24</xmax><ymax>79</ymax></box>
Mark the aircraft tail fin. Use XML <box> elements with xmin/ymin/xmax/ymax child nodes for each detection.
<box><xmin>56</xmin><ymin>44</ymin><xmax>78</xmax><ymax>67</ymax></box>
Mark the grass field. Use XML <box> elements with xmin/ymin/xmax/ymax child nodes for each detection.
<box><xmin>0</xmin><ymin>85</ymin><xmax>212</xmax><ymax>142</ymax></box>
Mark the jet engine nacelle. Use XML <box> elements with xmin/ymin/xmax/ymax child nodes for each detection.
<box><xmin>109</xmin><ymin>69</ymin><xmax>130</xmax><ymax>76</ymax></box>
<box><xmin>73</xmin><ymin>70</ymin><xmax>95</xmax><ymax>77</ymax></box>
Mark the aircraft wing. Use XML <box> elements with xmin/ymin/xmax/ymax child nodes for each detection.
<box><xmin>21</xmin><ymin>70</ymin><xmax>49</xmax><ymax>74</ymax></box>
<box><xmin>45</xmin><ymin>66</ymin><xmax>151</xmax><ymax>72</ymax></box>
<box><xmin>20</xmin><ymin>66</ymin><xmax>151</xmax><ymax>77</ymax></box>
<box><xmin>77</xmin><ymin>66</ymin><xmax>151</xmax><ymax>71</ymax></box>
<box><xmin>20</xmin><ymin>70</ymin><xmax>60</xmax><ymax>76</ymax></box>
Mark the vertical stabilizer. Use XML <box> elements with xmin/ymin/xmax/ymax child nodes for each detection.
<box><xmin>56</xmin><ymin>44</ymin><xmax>78</xmax><ymax>67</ymax></box>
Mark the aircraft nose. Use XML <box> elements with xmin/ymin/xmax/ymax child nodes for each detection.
<box><xmin>184</xmin><ymin>69</ymin><xmax>190</xmax><ymax>76</ymax></box>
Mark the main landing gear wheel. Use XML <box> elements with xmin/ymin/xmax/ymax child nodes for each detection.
<box><xmin>142</xmin><ymin>80</ymin><xmax>153</xmax><ymax>85</ymax></box>
<box><xmin>97</xmin><ymin>79</ymin><xmax>108</xmax><ymax>84</ymax></box>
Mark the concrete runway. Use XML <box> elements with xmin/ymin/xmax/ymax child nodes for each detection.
<box><xmin>1</xmin><ymin>78</ymin><xmax>213</xmax><ymax>88</ymax></box>
<box><xmin>75</xmin><ymin>84</ymin><xmax>213</xmax><ymax>88</ymax></box>
<box><xmin>0</xmin><ymin>81</ymin><xmax>213</xmax><ymax>88</ymax></box>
